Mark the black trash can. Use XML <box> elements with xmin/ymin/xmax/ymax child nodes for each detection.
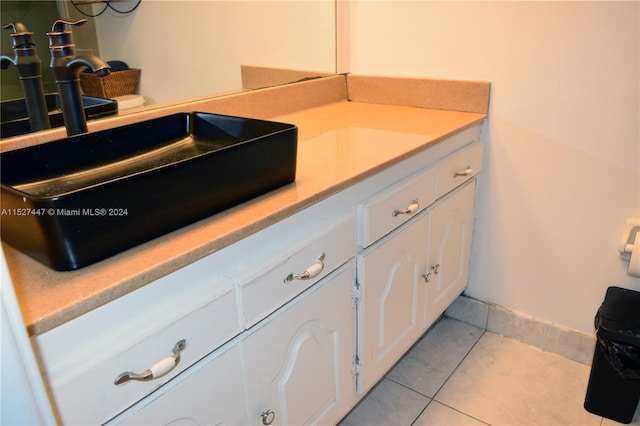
<box><xmin>584</xmin><ymin>286</ymin><xmax>640</xmax><ymax>424</ymax></box>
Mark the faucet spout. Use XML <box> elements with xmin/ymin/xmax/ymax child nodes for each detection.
<box><xmin>1</xmin><ymin>54</ymin><xmax>14</xmax><ymax>69</ymax></box>
<box><xmin>47</xmin><ymin>19</ymin><xmax>111</xmax><ymax>136</ymax></box>
<box><xmin>1</xmin><ymin>22</ymin><xmax>51</xmax><ymax>133</ymax></box>
<box><xmin>68</xmin><ymin>55</ymin><xmax>111</xmax><ymax>77</ymax></box>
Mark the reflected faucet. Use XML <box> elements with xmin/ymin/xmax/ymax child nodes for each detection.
<box><xmin>1</xmin><ymin>22</ymin><xmax>51</xmax><ymax>133</ymax></box>
<box><xmin>47</xmin><ymin>19</ymin><xmax>111</xmax><ymax>136</ymax></box>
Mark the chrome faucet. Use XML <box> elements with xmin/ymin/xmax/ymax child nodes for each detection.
<box><xmin>1</xmin><ymin>22</ymin><xmax>51</xmax><ymax>133</ymax></box>
<box><xmin>47</xmin><ymin>19</ymin><xmax>111</xmax><ymax>136</ymax></box>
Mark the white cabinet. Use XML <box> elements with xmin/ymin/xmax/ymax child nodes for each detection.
<box><xmin>356</xmin><ymin>183</ymin><xmax>477</xmax><ymax>392</ymax></box>
<box><xmin>241</xmin><ymin>262</ymin><xmax>356</xmax><ymax>426</ymax></box>
<box><xmin>116</xmin><ymin>342</ymin><xmax>248</xmax><ymax>425</ymax></box>
<box><xmin>421</xmin><ymin>181</ymin><xmax>476</xmax><ymax>330</ymax></box>
<box><xmin>32</xmin><ymin>130</ymin><xmax>482</xmax><ymax>424</ymax></box>
<box><xmin>106</xmin><ymin>216</ymin><xmax>355</xmax><ymax>426</ymax></box>
<box><xmin>356</xmin><ymin>213</ymin><xmax>429</xmax><ymax>390</ymax></box>
<box><xmin>355</xmin><ymin>142</ymin><xmax>481</xmax><ymax>394</ymax></box>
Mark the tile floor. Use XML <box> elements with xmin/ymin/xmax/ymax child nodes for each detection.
<box><xmin>339</xmin><ymin>317</ymin><xmax>640</xmax><ymax>426</ymax></box>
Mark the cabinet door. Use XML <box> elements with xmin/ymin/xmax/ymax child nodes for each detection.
<box><xmin>422</xmin><ymin>181</ymin><xmax>476</xmax><ymax>329</ymax></box>
<box><xmin>241</xmin><ymin>262</ymin><xmax>355</xmax><ymax>426</ymax></box>
<box><xmin>357</xmin><ymin>212</ymin><xmax>429</xmax><ymax>392</ymax></box>
<box><xmin>116</xmin><ymin>342</ymin><xmax>247</xmax><ymax>425</ymax></box>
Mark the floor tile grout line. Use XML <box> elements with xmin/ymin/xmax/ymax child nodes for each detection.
<box><xmin>387</xmin><ymin>321</ymin><xmax>489</xmax><ymax>426</ymax></box>
<box><xmin>422</xmin><ymin>400</ymin><xmax>493</xmax><ymax>426</ymax></box>
<box><xmin>426</xmin><ymin>328</ymin><xmax>488</xmax><ymax>422</ymax></box>
<box><xmin>431</xmin><ymin>328</ymin><xmax>487</xmax><ymax>400</ymax></box>
<box><xmin>370</xmin><ymin>377</ymin><xmax>433</xmax><ymax>426</ymax></box>
<box><xmin>409</xmin><ymin>398</ymin><xmax>434</xmax><ymax>426</ymax></box>
<box><xmin>387</xmin><ymin>325</ymin><xmax>492</xmax><ymax>426</ymax></box>
<box><xmin>384</xmin><ymin>376</ymin><xmax>432</xmax><ymax>400</ymax></box>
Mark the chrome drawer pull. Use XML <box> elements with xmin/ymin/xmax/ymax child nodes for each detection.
<box><xmin>453</xmin><ymin>166</ymin><xmax>473</xmax><ymax>177</ymax></box>
<box><xmin>285</xmin><ymin>253</ymin><xmax>326</xmax><ymax>283</ymax></box>
<box><xmin>114</xmin><ymin>339</ymin><xmax>187</xmax><ymax>385</ymax></box>
<box><xmin>393</xmin><ymin>200</ymin><xmax>419</xmax><ymax>217</ymax></box>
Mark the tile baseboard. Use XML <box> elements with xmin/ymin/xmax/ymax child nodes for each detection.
<box><xmin>444</xmin><ymin>295</ymin><xmax>596</xmax><ymax>365</ymax></box>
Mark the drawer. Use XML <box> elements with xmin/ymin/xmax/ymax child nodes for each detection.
<box><xmin>116</xmin><ymin>341</ymin><xmax>248</xmax><ymax>425</ymax></box>
<box><xmin>238</xmin><ymin>214</ymin><xmax>355</xmax><ymax>328</ymax></box>
<box><xmin>357</xmin><ymin>167</ymin><xmax>436</xmax><ymax>248</ymax></box>
<box><xmin>436</xmin><ymin>142</ymin><xmax>483</xmax><ymax>197</ymax></box>
<box><xmin>36</xmin><ymin>265</ymin><xmax>240</xmax><ymax>425</ymax></box>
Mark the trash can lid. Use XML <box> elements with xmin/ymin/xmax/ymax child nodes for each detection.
<box><xmin>597</xmin><ymin>286</ymin><xmax>640</xmax><ymax>346</ymax></box>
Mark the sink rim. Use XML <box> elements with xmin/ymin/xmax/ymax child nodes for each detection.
<box><xmin>1</xmin><ymin>111</ymin><xmax>297</xmax><ymax>199</ymax></box>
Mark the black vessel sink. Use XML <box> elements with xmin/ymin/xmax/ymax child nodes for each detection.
<box><xmin>0</xmin><ymin>112</ymin><xmax>297</xmax><ymax>270</ymax></box>
<box><xmin>0</xmin><ymin>93</ymin><xmax>118</xmax><ymax>138</ymax></box>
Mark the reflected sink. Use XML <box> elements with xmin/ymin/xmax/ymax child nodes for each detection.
<box><xmin>0</xmin><ymin>112</ymin><xmax>297</xmax><ymax>270</ymax></box>
<box><xmin>1</xmin><ymin>93</ymin><xmax>118</xmax><ymax>138</ymax></box>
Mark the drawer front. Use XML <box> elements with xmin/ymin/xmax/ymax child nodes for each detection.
<box><xmin>239</xmin><ymin>214</ymin><xmax>355</xmax><ymax>328</ymax></box>
<box><xmin>436</xmin><ymin>142</ymin><xmax>483</xmax><ymax>198</ymax></box>
<box><xmin>116</xmin><ymin>341</ymin><xmax>248</xmax><ymax>425</ymax></box>
<box><xmin>357</xmin><ymin>167</ymin><xmax>436</xmax><ymax>248</ymax></box>
<box><xmin>40</xmin><ymin>283</ymin><xmax>239</xmax><ymax>425</ymax></box>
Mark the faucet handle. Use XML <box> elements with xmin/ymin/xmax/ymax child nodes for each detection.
<box><xmin>2</xmin><ymin>22</ymin><xmax>35</xmax><ymax>49</ymax></box>
<box><xmin>50</xmin><ymin>19</ymin><xmax>87</xmax><ymax>33</ymax></box>
<box><xmin>48</xmin><ymin>19</ymin><xmax>88</xmax><ymax>50</ymax></box>
<box><xmin>2</xmin><ymin>22</ymin><xmax>30</xmax><ymax>34</ymax></box>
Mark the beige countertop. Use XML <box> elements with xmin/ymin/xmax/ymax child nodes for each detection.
<box><xmin>2</xmin><ymin>75</ymin><xmax>489</xmax><ymax>336</ymax></box>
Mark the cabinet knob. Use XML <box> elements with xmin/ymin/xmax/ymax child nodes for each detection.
<box><xmin>422</xmin><ymin>264</ymin><xmax>440</xmax><ymax>283</ymax></box>
<box><xmin>114</xmin><ymin>339</ymin><xmax>187</xmax><ymax>385</ymax></box>
<box><xmin>393</xmin><ymin>199</ymin><xmax>419</xmax><ymax>217</ymax></box>
<box><xmin>261</xmin><ymin>409</ymin><xmax>276</xmax><ymax>425</ymax></box>
<box><xmin>284</xmin><ymin>253</ymin><xmax>326</xmax><ymax>283</ymax></box>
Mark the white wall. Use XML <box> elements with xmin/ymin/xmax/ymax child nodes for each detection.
<box><xmin>93</xmin><ymin>1</ymin><xmax>335</xmax><ymax>104</ymax></box>
<box><xmin>350</xmin><ymin>1</ymin><xmax>639</xmax><ymax>334</ymax></box>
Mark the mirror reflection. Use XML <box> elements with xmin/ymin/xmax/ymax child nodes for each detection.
<box><xmin>1</xmin><ymin>0</ymin><xmax>336</xmax><ymax>137</ymax></box>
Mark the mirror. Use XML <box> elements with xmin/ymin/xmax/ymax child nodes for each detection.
<box><xmin>1</xmin><ymin>0</ymin><xmax>336</xmax><ymax>136</ymax></box>
<box><xmin>1</xmin><ymin>1</ymin><xmax>60</xmax><ymax>100</ymax></box>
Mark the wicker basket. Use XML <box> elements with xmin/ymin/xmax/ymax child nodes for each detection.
<box><xmin>79</xmin><ymin>68</ymin><xmax>141</xmax><ymax>98</ymax></box>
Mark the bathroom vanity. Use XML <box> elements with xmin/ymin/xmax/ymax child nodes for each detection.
<box><xmin>2</xmin><ymin>75</ymin><xmax>489</xmax><ymax>424</ymax></box>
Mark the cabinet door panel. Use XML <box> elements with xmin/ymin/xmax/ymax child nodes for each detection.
<box><xmin>241</xmin><ymin>263</ymin><xmax>355</xmax><ymax>426</ymax></box>
<box><xmin>423</xmin><ymin>181</ymin><xmax>476</xmax><ymax>329</ymax></box>
<box><xmin>357</xmin><ymin>213</ymin><xmax>429</xmax><ymax>391</ymax></box>
<box><xmin>273</xmin><ymin>321</ymin><xmax>340</xmax><ymax>424</ymax></box>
